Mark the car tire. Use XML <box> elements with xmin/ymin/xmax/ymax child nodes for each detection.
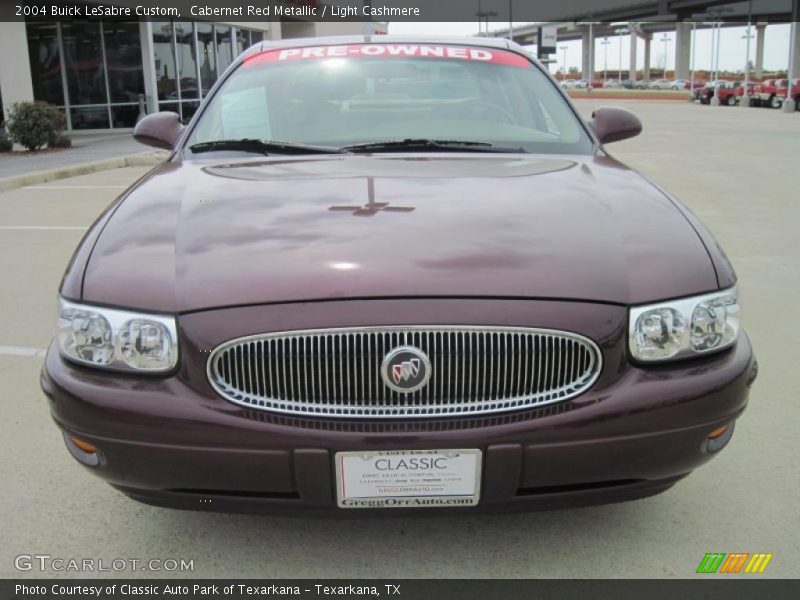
<box><xmin>726</xmin><ymin>95</ymin><xmax>736</xmax><ymax>106</ymax></box>
<box><xmin>795</xmin><ymin>97</ymin><xmax>800</xmax><ymax>111</ymax></box>
<box><xmin>769</xmin><ymin>95</ymin><xmax>782</xmax><ymax>109</ymax></box>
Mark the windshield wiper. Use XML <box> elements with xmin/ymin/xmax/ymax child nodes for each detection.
<box><xmin>340</xmin><ymin>139</ymin><xmax>526</xmax><ymax>153</ymax></box>
<box><xmin>188</xmin><ymin>139</ymin><xmax>342</xmax><ymax>155</ymax></box>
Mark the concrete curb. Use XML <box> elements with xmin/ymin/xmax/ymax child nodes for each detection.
<box><xmin>0</xmin><ymin>151</ymin><xmax>167</xmax><ymax>193</ymax></box>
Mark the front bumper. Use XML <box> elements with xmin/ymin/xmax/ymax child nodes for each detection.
<box><xmin>42</xmin><ymin>299</ymin><xmax>757</xmax><ymax>515</ymax></box>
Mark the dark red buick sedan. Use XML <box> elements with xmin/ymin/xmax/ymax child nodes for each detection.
<box><xmin>42</xmin><ymin>36</ymin><xmax>757</xmax><ymax>514</ymax></box>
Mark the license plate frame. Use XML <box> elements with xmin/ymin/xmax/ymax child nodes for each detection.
<box><xmin>335</xmin><ymin>448</ymin><xmax>482</xmax><ymax>509</ymax></box>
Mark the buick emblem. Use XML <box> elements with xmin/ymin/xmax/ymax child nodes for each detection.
<box><xmin>380</xmin><ymin>346</ymin><xmax>431</xmax><ymax>394</ymax></box>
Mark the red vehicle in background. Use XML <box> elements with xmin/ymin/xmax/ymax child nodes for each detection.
<box><xmin>697</xmin><ymin>81</ymin><xmax>756</xmax><ymax>106</ymax></box>
<box><xmin>753</xmin><ymin>79</ymin><xmax>788</xmax><ymax>108</ymax></box>
<box><xmin>717</xmin><ymin>81</ymin><xmax>757</xmax><ymax>106</ymax></box>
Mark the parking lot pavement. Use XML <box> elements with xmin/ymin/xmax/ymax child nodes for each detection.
<box><xmin>1</xmin><ymin>102</ymin><xmax>798</xmax><ymax>579</ymax></box>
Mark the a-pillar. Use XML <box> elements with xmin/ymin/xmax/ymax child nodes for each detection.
<box><xmin>674</xmin><ymin>22</ymin><xmax>691</xmax><ymax>80</ymax></box>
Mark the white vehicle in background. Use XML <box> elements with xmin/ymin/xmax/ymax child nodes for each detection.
<box><xmin>648</xmin><ymin>78</ymin><xmax>673</xmax><ymax>90</ymax></box>
<box><xmin>560</xmin><ymin>79</ymin><xmax>578</xmax><ymax>89</ymax></box>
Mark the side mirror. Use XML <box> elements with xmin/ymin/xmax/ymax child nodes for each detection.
<box><xmin>133</xmin><ymin>112</ymin><xmax>184</xmax><ymax>150</ymax></box>
<box><xmin>588</xmin><ymin>107</ymin><xmax>642</xmax><ymax>144</ymax></box>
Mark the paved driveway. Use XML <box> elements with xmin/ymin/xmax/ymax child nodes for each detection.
<box><xmin>1</xmin><ymin>101</ymin><xmax>797</xmax><ymax>579</ymax></box>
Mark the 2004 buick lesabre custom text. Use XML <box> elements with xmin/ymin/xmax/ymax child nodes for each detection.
<box><xmin>42</xmin><ymin>37</ymin><xmax>757</xmax><ymax>514</ymax></box>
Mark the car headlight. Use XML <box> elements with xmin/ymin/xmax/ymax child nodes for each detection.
<box><xmin>58</xmin><ymin>297</ymin><xmax>178</xmax><ymax>372</ymax></box>
<box><xmin>629</xmin><ymin>287</ymin><xmax>740</xmax><ymax>362</ymax></box>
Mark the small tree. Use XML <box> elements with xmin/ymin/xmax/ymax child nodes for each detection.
<box><xmin>6</xmin><ymin>101</ymin><xmax>66</xmax><ymax>151</ymax></box>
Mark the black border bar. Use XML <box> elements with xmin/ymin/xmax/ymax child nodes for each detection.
<box><xmin>3</xmin><ymin>0</ymin><xmax>800</xmax><ymax>23</ymax></box>
<box><xmin>4</xmin><ymin>580</ymin><xmax>800</xmax><ymax>600</ymax></box>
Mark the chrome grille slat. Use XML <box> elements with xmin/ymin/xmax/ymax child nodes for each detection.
<box><xmin>208</xmin><ymin>326</ymin><xmax>601</xmax><ymax>419</ymax></box>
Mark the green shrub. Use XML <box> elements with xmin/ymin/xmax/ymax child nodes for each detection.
<box><xmin>0</xmin><ymin>132</ymin><xmax>12</xmax><ymax>152</ymax></box>
<box><xmin>6</xmin><ymin>101</ymin><xmax>66</xmax><ymax>151</ymax></box>
<box><xmin>49</xmin><ymin>133</ymin><xmax>72</xmax><ymax>149</ymax></box>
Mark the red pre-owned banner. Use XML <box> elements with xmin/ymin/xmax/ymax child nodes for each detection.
<box><xmin>244</xmin><ymin>44</ymin><xmax>531</xmax><ymax>68</ymax></box>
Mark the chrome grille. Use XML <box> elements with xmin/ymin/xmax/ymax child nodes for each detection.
<box><xmin>207</xmin><ymin>326</ymin><xmax>601</xmax><ymax>419</ymax></box>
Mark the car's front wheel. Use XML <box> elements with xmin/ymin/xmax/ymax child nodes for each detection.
<box><xmin>727</xmin><ymin>95</ymin><xmax>737</xmax><ymax>106</ymax></box>
<box><xmin>769</xmin><ymin>94</ymin><xmax>782</xmax><ymax>109</ymax></box>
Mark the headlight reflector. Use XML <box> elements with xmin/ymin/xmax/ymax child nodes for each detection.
<box><xmin>58</xmin><ymin>307</ymin><xmax>114</xmax><ymax>365</ymax></box>
<box><xmin>631</xmin><ymin>307</ymin><xmax>686</xmax><ymax>360</ymax></box>
<box><xmin>629</xmin><ymin>288</ymin><xmax>740</xmax><ymax>362</ymax></box>
<box><xmin>117</xmin><ymin>319</ymin><xmax>176</xmax><ymax>370</ymax></box>
<box><xmin>690</xmin><ymin>294</ymin><xmax>739</xmax><ymax>352</ymax></box>
<box><xmin>57</xmin><ymin>298</ymin><xmax>178</xmax><ymax>372</ymax></box>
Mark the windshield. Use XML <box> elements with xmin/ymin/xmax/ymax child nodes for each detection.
<box><xmin>186</xmin><ymin>43</ymin><xmax>593</xmax><ymax>155</ymax></box>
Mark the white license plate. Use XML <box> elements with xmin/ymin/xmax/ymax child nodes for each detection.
<box><xmin>335</xmin><ymin>449</ymin><xmax>482</xmax><ymax>509</ymax></box>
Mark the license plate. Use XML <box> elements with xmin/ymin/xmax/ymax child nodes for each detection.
<box><xmin>335</xmin><ymin>449</ymin><xmax>482</xmax><ymax>509</ymax></box>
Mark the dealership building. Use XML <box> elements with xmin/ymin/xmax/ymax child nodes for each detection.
<box><xmin>0</xmin><ymin>18</ymin><xmax>373</xmax><ymax>131</ymax></box>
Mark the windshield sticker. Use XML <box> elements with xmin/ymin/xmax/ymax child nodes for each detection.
<box><xmin>244</xmin><ymin>45</ymin><xmax>530</xmax><ymax>69</ymax></box>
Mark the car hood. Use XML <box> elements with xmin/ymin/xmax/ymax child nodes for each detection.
<box><xmin>82</xmin><ymin>154</ymin><xmax>718</xmax><ymax>313</ymax></box>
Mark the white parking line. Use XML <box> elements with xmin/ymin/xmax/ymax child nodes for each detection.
<box><xmin>0</xmin><ymin>226</ymin><xmax>87</xmax><ymax>231</ymax></box>
<box><xmin>23</xmin><ymin>185</ymin><xmax>128</xmax><ymax>190</ymax></box>
<box><xmin>0</xmin><ymin>345</ymin><xmax>47</xmax><ymax>358</ymax></box>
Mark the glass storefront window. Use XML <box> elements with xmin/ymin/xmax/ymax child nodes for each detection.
<box><xmin>196</xmin><ymin>23</ymin><xmax>216</xmax><ymax>96</ymax></box>
<box><xmin>70</xmin><ymin>106</ymin><xmax>110</xmax><ymax>130</ymax></box>
<box><xmin>159</xmin><ymin>101</ymin><xmax>180</xmax><ymax>115</ymax></box>
<box><xmin>236</xmin><ymin>29</ymin><xmax>248</xmax><ymax>56</ymax></box>
<box><xmin>111</xmin><ymin>104</ymin><xmax>141</xmax><ymax>128</ymax></box>
<box><xmin>181</xmin><ymin>101</ymin><xmax>201</xmax><ymax>122</ymax></box>
<box><xmin>216</xmin><ymin>26</ymin><xmax>233</xmax><ymax>74</ymax></box>
<box><xmin>26</xmin><ymin>23</ymin><xmax>65</xmax><ymax>106</ymax></box>
<box><xmin>104</xmin><ymin>22</ymin><xmax>145</xmax><ymax>104</ymax></box>
<box><xmin>153</xmin><ymin>24</ymin><xmax>178</xmax><ymax>101</ymax></box>
<box><xmin>61</xmin><ymin>22</ymin><xmax>108</xmax><ymax>105</ymax></box>
<box><xmin>25</xmin><ymin>21</ymin><xmax>270</xmax><ymax>130</ymax></box>
<box><xmin>175</xmin><ymin>23</ymin><xmax>199</xmax><ymax>99</ymax></box>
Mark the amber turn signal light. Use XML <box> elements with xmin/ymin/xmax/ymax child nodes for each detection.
<box><xmin>707</xmin><ymin>425</ymin><xmax>730</xmax><ymax>440</ymax></box>
<box><xmin>70</xmin><ymin>436</ymin><xmax>97</xmax><ymax>454</ymax></box>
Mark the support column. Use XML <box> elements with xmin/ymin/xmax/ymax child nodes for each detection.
<box><xmin>265</xmin><ymin>21</ymin><xmax>282</xmax><ymax>41</ymax></box>
<box><xmin>643</xmin><ymin>35</ymin><xmax>651</xmax><ymax>80</ymax></box>
<box><xmin>629</xmin><ymin>31</ymin><xmax>638</xmax><ymax>79</ymax></box>
<box><xmin>581</xmin><ymin>27</ymin><xmax>592</xmax><ymax>78</ymax></box>
<box><xmin>675</xmin><ymin>22</ymin><xmax>691</xmax><ymax>80</ymax></box>
<box><xmin>0</xmin><ymin>22</ymin><xmax>34</xmax><ymax>124</ymax></box>
<box><xmin>755</xmin><ymin>23</ymin><xmax>766</xmax><ymax>79</ymax></box>
<box><xmin>139</xmin><ymin>22</ymin><xmax>158</xmax><ymax>116</ymax></box>
<box><xmin>782</xmin><ymin>20</ymin><xmax>798</xmax><ymax>112</ymax></box>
